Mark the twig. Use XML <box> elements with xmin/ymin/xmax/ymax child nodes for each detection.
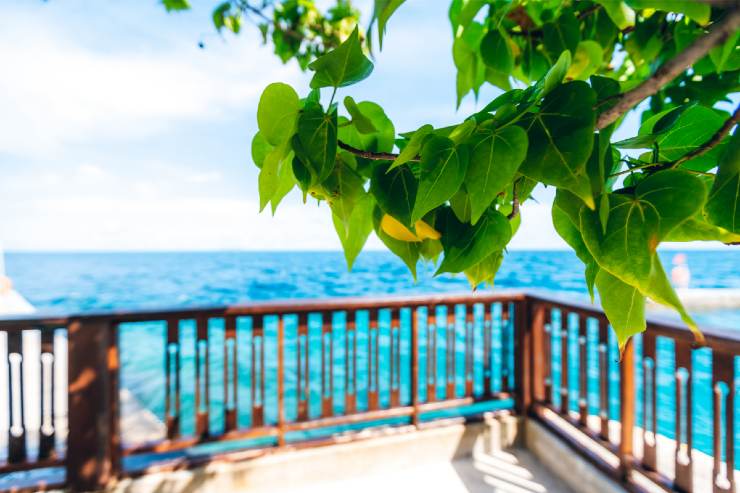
<box><xmin>596</xmin><ymin>7</ymin><xmax>740</xmax><ymax>130</ymax></box>
<box><xmin>507</xmin><ymin>181</ymin><xmax>520</xmax><ymax>220</ymax></box>
<box><xmin>671</xmin><ymin>103</ymin><xmax>740</xmax><ymax>167</ymax></box>
<box><xmin>337</xmin><ymin>140</ymin><xmax>407</xmax><ymax>161</ymax></box>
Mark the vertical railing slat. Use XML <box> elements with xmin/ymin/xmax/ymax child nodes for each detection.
<box><xmin>390</xmin><ymin>309</ymin><xmax>401</xmax><ymax>408</ymax></box>
<box><xmin>7</xmin><ymin>330</ymin><xmax>26</xmax><ymax>463</ymax></box>
<box><xmin>297</xmin><ymin>313</ymin><xmax>309</xmax><ymax>422</ymax></box>
<box><xmin>712</xmin><ymin>350</ymin><xmax>735</xmax><ymax>493</ymax></box>
<box><xmin>165</xmin><ymin>318</ymin><xmax>181</xmax><ymax>439</ymax></box>
<box><xmin>642</xmin><ymin>332</ymin><xmax>657</xmax><ymax>472</ymax></box>
<box><xmin>598</xmin><ymin>318</ymin><xmax>610</xmax><ymax>442</ymax></box>
<box><xmin>223</xmin><ymin>316</ymin><xmax>237</xmax><ymax>433</ymax></box>
<box><xmin>465</xmin><ymin>305</ymin><xmax>474</xmax><ymax>397</ymax></box>
<box><xmin>578</xmin><ymin>315</ymin><xmax>588</xmax><ymax>428</ymax></box>
<box><xmin>277</xmin><ymin>315</ymin><xmax>285</xmax><ymax>445</ymax></box>
<box><xmin>483</xmin><ymin>306</ymin><xmax>492</xmax><ymax>397</ymax></box>
<box><xmin>674</xmin><ymin>340</ymin><xmax>693</xmax><ymax>493</ymax></box>
<box><xmin>368</xmin><ymin>310</ymin><xmax>379</xmax><ymax>411</ymax></box>
<box><xmin>38</xmin><ymin>327</ymin><xmax>56</xmax><ymax>460</ymax></box>
<box><xmin>195</xmin><ymin>317</ymin><xmax>209</xmax><ymax>438</ymax></box>
<box><xmin>321</xmin><ymin>313</ymin><xmax>333</xmax><ymax>417</ymax></box>
<box><xmin>543</xmin><ymin>307</ymin><xmax>553</xmax><ymax>404</ymax></box>
<box><xmin>560</xmin><ymin>311</ymin><xmax>570</xmax><ymax>416</ymax></box>
<box><xmin>252</xmin><ymin>316</ymin><xmax>264</xmax><ymax>427</ymax></box>
<box><xmin>411</xmin><ymin>308</ymin><xmax>420</xmax><ymax>427</ymax></box>
<box><xmin>427</xmin><ymin>308</ymin><xmax>437</xmax><ymax>402</ymax></box>
<box><xmin>619</xmin><ymin>338</ymin><xmax>635</xmax><ymax>481</ymax></box>
<box><xmin>446</xmin><ymin>306</ymin><xmax>456</xmax><ymax>400</ymax></box>
<box><xmin>345</xmin><ymin>311</ymin><xmax>357</xmax><ymax>415</ymax></box>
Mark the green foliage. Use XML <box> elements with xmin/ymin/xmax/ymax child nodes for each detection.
<box><xmin>166</xmin><ymin>0</ymin><xmax>740</xmax><ymax>349</ymax></box>
<box><xmin>308</xmin><ymin>27</ymin><xmax>374</xmax><ymax>89</ymax></box>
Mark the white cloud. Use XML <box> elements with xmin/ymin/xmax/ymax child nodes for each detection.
<box><xmin>0</xmin><ymin>9</ymin><xmax>304</xmax><ymax>158</ymax></box>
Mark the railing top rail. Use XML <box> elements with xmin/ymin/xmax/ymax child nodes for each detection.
<box><xmin>1</xmin><ymin>289</ymin><xmax>737</xmax><ymax>350</ymax></box>
<box><xmin>0</xmin><ymin>290</ymin><xmax>527</xmax><ymax>328</ymax></box>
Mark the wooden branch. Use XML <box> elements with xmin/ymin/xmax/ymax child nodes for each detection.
<box><xmin>338</xmin><ymin>140</ymin><xmax>410</xmax><ymax>161</ymax></box>
<box><xmin>672</xmin><ymin>103</ymin><xmax>740</xmax><ymax>167</ymax></box>
<box><xmin>596</xmin><ymin>7</ymin><xmax>740</xmax><ymax>130</ymax></box>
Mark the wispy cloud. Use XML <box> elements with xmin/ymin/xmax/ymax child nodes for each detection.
<box><xmin>0</xmin><ymin>7</ymin><xmax>304</xmax><ymax>158</ymax></box>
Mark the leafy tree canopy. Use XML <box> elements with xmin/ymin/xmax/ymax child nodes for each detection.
<box><xmin>166</xmin><ymin>0</ymin><xmax>740</xmax><ymax>353</ymax></box>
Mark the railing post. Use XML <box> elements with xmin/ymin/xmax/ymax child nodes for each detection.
<box><xmin>530</xmin><ymin>302</ymin><xmax>547</xmax><ymax>404</ymax></box>
<box><xmin>67</xmin><ymin>318</ymin><xmax>120</xmax><ymax>491</ymax></box>
<box><xmin>514</xmin><ymin>299</ymin><xmax>532</xmax><ymax>414</ymax></box>
<box><xmin>619</xmin><ymin>338</ymin><xmax>635</xmax><ymax>481</ymax></box>
<box><xmin>411</xmin><ymin>308</ymin><xmax>420</xmax><ymax>427</ymax></box>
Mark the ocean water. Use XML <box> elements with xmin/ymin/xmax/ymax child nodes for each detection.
<box><xmin>5</xmin><ymin>250</ymin><xmax>740</xmax><ymax>458</ymax></box>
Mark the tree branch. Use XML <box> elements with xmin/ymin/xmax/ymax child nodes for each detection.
<box><xmin>672</xmin><ymin>103</ymin><xmax>740</xmax><ymax>167</ymax></box>
<box><xmin>338</xmin><ymin>140</ymin><xmax>413</xmax><ymax>161</ymax></box>
<box><xmin>596</xmin><ymin>7</ymin><xmax>740</xmax><ymax>130</ymax></box>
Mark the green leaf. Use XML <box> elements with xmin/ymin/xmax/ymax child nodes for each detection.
<box><xmin>710</xmin><ymin>30</ymin><xmax>740</xmax><ymax>73</ymax></box>
<box><xmin>642</xmin><ymin>254</ymin><xmax>701</xmax><ymax>344</ymax></box>
<box><xmin>388</xmin><ymin>124</ymin><xmax>433</xmax><ymax>172</ymax></box>
<box><xmin>654</xmin><ymin>106</ymin><xmax>727</xmax><ymax>168</ymax></box>
<box><xmin>339</xmin><ymin>101</ymin><xmax>396</xmax><ymax>153</ymax></box>
<box><xmin>519</xmin><ymin>81</ymin><xmax>596</xmax><ymax>208</ymax></box>
<box><xmin>333</xmin><ymin>193</ymin><xmax>374</xmax><ymax>270</ymax></box>
<box><xmin>706</xmin><ymin>130</ymin><xmax>740</xmax><ymax>233</ymax></box>
<box><xmin>373</xmin><ymin>206</ymin><xmax>420</xmax><ymax>279</ymax></box>
<box><xmin>593</xmin><ymin>0</ymin><xmax>635</xmax><ymax>30</ymax></box>
<box><xmin>258</xmin><ymin>141</ymin><xmax>292</xmax><ymax>212</ymax></box>
<box><xmin>665</xmin><ymin>215</ymin><xmax>740</xmax><ymax>244</ymax></box>
<box><xmin>344</xmin><ymin>96</ymin><xmax>377</xmax><ymax>134</ymax></box>
<box><xmin>552</xmin><ymin>190</ymin><xmax>598</xmax><ymax>300</ymax></box>
<box><xmin>323</xmin><ymin>159</ymin><xmax>366</xmax><ymax>230</ymax></box>
<box><xmin>296</xmin><ymin>101</ymin><xmax>338</xmax><ymax>185</ymax></box>
<box><xmin>465</xmin><ymin>126</ymin><xmax>528</xmax><ymax>224</ymax></box>
<box><xmin>635</xmin><ymin>169</ymin><xmax>707</xmax><ymax>239</ymax></box>
<box><xmin>372</xmin><ymin>0</ymin><xmax>406</xmax><ymax>49</ymax></box>
<box><xmin>449</xmin><ymin>188</ymin><xmax>472</xmax><ymax>223</ymax></box>
<box><xmin>436</xmin><ymin>207</ymin><xmax>512</xmax><ymax>274</ymax></box>
<box><xmin>371</xmin><ymin>164</ymin><xmax>417</xmax><ymax>227</ymax></box>
<box><xmin>309</xmin><ymin>27</ymin><xmax>374</xmax><ymax>89</ymax></box>
<box><xmin>582</xmin><ymin>169</ymin><xmax>705</xmax><ymax>288</ymax></box>
<box><xmin>212</xmin><ymin>2</ymin><xmax>230</xmax><ymax>30</ymax></box>
<box><xmin>464</xmin><ymin>251</ymin><xmax>504</xmax><ymax>289</ymax></box>
<box><xmin>257</xmin><ymin>83</ymin><xmax>300</xmax><ymax>146</ymax></box>
<box><xmin>542</xmin><ymin>9</ymin><xmax>580</xmax><ymax>63</ymax></box>
<box><xmin>595</xmin><ymin>268</ymin><xmax>645</xmax><ymax>353</ymax></box>
<box><xmin>536</xmin><ymin>50</ymin><xmax>572</xmax><ymax>100</ymax></box>
<box><xmin>251</xmin><ymin>132</ymin><xmax>272</xmax><ymax>169</ymax></box>
<box><xmin>162</xmin><ymin>0</ymin><xmax>190</xmax><ymax>12</ymax></box>
<box><xmin>480</xmin><ymin>29</ymin><xmax>513</xmax><ymax>74</ymax></box>
<box><xmin>413</xmin><ymin>136</ymin><xmax>469</xmax><ymax>223</ymax></box>
<box><xmin>581</xmin><ymin>193</ymin><xmax>659</xmax><ymax>288</ymax></box>
<box><xmin>626</xmin><ymin>0</ymin><xmax>710</xmax><ymax>24</ymax></box>
<box><xmin>566</xmin><ymin>41</ymin><xmax>603</xmax><ymax>81</ymax></box>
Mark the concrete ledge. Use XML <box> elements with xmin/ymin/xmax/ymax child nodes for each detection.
<box><xmin>112</xmin><ymin>418</ymin><xmax>503</xmax><ymax>493</ymax></box>
<box><xmin>525</xmin><ymin>418</ymin><xmax>625</xmax><ymax>493</ymax></box>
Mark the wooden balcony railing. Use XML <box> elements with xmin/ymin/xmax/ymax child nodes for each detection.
<box><xmin>0</xmin><ymin>291</ymin><xmax>737</xmax><ymax>492</ymax></box>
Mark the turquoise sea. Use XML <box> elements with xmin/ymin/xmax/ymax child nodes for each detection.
<box><xmin>5</xmin><ymin>250</ymin><xmax>740</xmax><ymax>460</ymax></box>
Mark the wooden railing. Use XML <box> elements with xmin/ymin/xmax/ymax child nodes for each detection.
<box><xmin>0</xmin><ymin>291</ymin><xmax>737</xmax><ymax>492</ymax></box>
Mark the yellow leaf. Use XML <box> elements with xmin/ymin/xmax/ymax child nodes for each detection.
<box><xmin>380</xmin><ymin>215</ymin><xmax>441</xmax><ymax>242</ymax></box>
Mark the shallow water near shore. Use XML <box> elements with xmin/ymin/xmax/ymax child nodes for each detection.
<box><xmin>6</xmin><ymin>250</ymin><xmax>740</xmax><ymax>457</ymax></box>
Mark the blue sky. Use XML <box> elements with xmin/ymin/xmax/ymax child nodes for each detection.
<box><xmin>0</xmin><ymin>0</ymin><xmax>697</xmax><ymax>251</ymax></box>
